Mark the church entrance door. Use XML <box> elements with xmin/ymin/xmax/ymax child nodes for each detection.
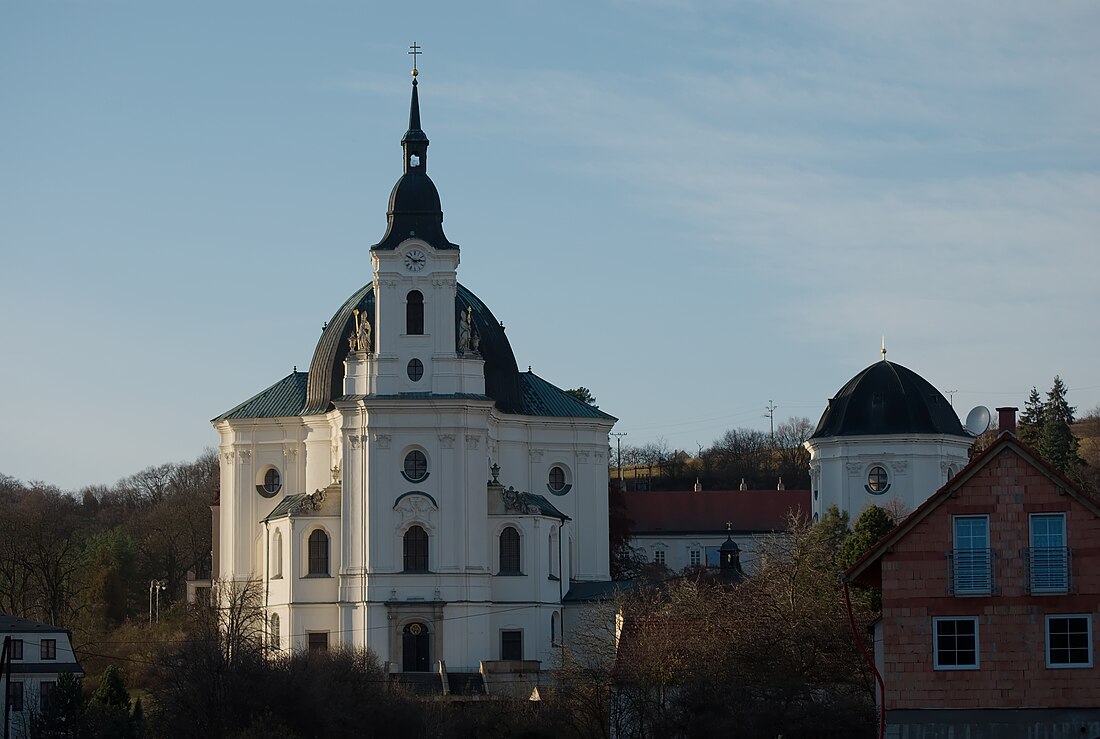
<box><xmin>402</xmin><ymin>622</ymin><xmax>431</xmax><ymax>672</ymax></box>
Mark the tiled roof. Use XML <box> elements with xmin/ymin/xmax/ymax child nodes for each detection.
<box><xmin>214</xmin><ymin>372</ymin><xmax>308</xmax><ymax>421</ymax></box>
<box><xmin>623</xmin><ymin>489</ymin><xmax>811</xmax><ymax>535</ymax></box>
<box><xmin>519</xmin><ymin>372</ymin><xmax>617</xmax><ymax>421</ymax></box>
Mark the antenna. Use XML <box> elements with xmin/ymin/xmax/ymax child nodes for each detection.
<box><xmin>964</xmin><ymin>406</ymin><xmax>991</xmax><ymax>437</ymax></box>
<box><xmin>944</xmin><ymin>388</ymin><xmax>958</xmax><ymax>407</ymax></box>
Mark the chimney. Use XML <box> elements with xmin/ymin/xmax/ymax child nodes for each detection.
<box><xmin>738</xmin><ymin>478</ymin><xmax>747</xmax><ymax>491</ymax></box>
<box><xmin>693</xmin><ymin>478</ymin><xmax>702</xmax><ymax>493</ymax></box>
<box><xmin>996</xmin><ymin>407</ymin><xmax>1018</xmax><ymax>436</ymax></box>
<box><xmin>776</xmin><ymin>477</ymin><xmax>785</xmax><ymax>491</ymax></box>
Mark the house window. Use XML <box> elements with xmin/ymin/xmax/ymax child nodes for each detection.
<box><xmin>952</xmin><ymin>515</ymin><xmax>991</xmax><ymax>595</ymax></box>
<box><xmin>270</xmin><ymin>613</ymin><xmax>280</xmax><ymax>651</ymax></box>
<box><xmin>1029</xmin><ymin>513</ymin><xmax>1069</xmax><ymax>593</ymax></box>
<box><xmin>689</xmin><ymin>549</ymin><xmax>702</xmax><ymax>567</ymax></box>
<box><xmin>1047</xmin><ymin>615</ymin><xmax>1092</xmax><ymax>668</ymax></box>
<box><xmin>272</xmin><ymin>529</ymin><xmax>283</xmax><ymax>579</ymax></box>
<box><xmin>933</xmin><ymin>617</ymin><xmax>979</xmax><ymax>670</ymax></box>
<box><xmin>404</xmin><ymin>525</ymin><xmax>429</xmax><ymax>572</ymax></box>
<box><xmin>406</xmin><ymin>290</ymin><xmax>424</xmax><ymax>335</ymax></box>
<box><xmin>403</xmin><ymin>450</ymin><xmax>428</xmax><ymax>482</ymax></box>
<box><xmin>41</xmin><ymin>638</ymin><xmax>56</xmax><ymax>660</ymax></box>
<box><xmin>40</xmin><ymin>681</ymin><xmax>55</xmax><ymax>711</ymax></box>
<box><xmin>307</xmin><ymin>529</ymin><xmax>330</xmax><ymax>576</ymax></box>
<box><xmin>7</xmin><ymin>682</ymin><xmax>22</xmax><ymax>712</ymax></box>
<box><xmin>307</xmin><ymin>632</ymin><xmax>328</xmax><ymax>653</ymax></box>
<box><xmin>9</xmin><ymin>638</ymin><xmax>22</xmax><ymax>660</ymax></box>
<box><xmin>653</xmin><ymin>549</ymin><xmax>666</xmax><ymax>566</ymax></box>
<box><xmin>499</xmin><ymin>526</ymin><xmax>521</xmax><ymax>574</ymax></box>
<box><xmin>501</xmin><ymin>630</ymin><xmax>523</xmax><ymax>661</ymax></box>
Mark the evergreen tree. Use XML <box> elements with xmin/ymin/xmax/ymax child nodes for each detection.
<box><xmin>1040</xmin><ymin>376</ymin><xmax>1082</xmax><ymax>474</ymax></box>
<box><xmin>1019</xmin><ymin>386</ymin><xmax>1044</xmax><ymax>447</ymax></box>
<box><xmin>837</xmin><ymin>506</ymin><xmax>896</xmax><ymax>572</ymax></box>
<box><xmin>813</xmin><ymin>504</ymin><xmax>851</xmax><ymax>565</ymax></box>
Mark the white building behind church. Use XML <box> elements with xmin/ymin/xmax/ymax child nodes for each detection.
<box><xmin>211</xmin><ymin>73</ymin><xmax>616</xmax><ymax>675</ymax></box>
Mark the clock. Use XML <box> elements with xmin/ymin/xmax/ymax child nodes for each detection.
<box><xmin>404</xmin><ymin>250</ymin><xmax>426</xmax><ymax>272</ymax></box>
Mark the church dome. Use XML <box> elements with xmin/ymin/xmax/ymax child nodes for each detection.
<box><xmin>303</xmin><ymin>283</ymin><xmax>522</xmax><ymax>415</ymax></box>
<box><xmin>810</xmin><ymin>360</ymin><xmax>967</xmax><ymax>439</ymax></box>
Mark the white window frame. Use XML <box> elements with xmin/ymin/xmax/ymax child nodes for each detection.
<box><xmin>1029</xmin><ymin>513</ymin><xmax>1068</xmax><ymax>594</ymax></box>
<box><xmin>933</xmin><ymin>616</ymin><xmax>980</xmax><ymax>670</ymax></box>
<box><xmin>689</xmin><ymin>548</ymin><xmax>702</xmax><ymax>567</ymax></box>
<box><xmin>652</xmin><ymin>548</ymin><xmax>666</xmax><ymax>566</ymax></box>
<box><xmin>952</xmin><ymin>515</ymin><xmax>991</xmax><ymax>595</ymax></box>
<box><xmin>1046</xmin><ymin>614</ymin><xmax>1092</xmax><ymax>669</ymax></box>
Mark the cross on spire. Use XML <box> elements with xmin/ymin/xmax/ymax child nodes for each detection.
<box><xmin>408</xmin><ymin>42</ymin><xmax>421</xmax><ymax>77</ymax></box>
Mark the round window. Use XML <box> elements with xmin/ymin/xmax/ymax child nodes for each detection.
<box><xmin>867</xmin><ymin>466</ymin><xmax>889</xmax><ymax>493</ymax></box>
<box><xmin>257</xmin><ymin>468</ymin><xmax>281</xmax><ymax>498</ymax></box>
<box><xmin>407</xmin><ymin>358</ymin><xmax>424</xmax><ymax>382</ymax></box>
<box><xmin>403</xmin><ymin>450</ymin><xmax>428</xmax><ymax>482</ymax></box>
<box><xmin>547</xmin><ymin>466</ymin><xmax>569</xmax><ymax>495</ymax></box>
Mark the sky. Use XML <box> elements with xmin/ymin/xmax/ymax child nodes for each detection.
<box><xmin>2</xmin><ymin>1</ymin><xmax>1098</xmax><ymax>491</ymax></box>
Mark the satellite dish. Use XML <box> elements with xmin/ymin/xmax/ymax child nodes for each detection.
<box><xmin>964</xmin><ymin>406</ymin><xmax>991</xmax><ymax>436</ymax></box>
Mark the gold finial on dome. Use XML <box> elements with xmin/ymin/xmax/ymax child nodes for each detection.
<box><xmin>408</xmin><ymin>42</ymin><xmax>421</xmax><ymax>77</ymax></box>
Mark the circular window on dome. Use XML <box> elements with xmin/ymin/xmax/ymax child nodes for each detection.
<box><xmin>256</xmin><ymin>467</ymin><xmax>281</xmax><ymax>498</ymax></box>
<box><xmin>407</xmin><ymin>358</ymin><xmax>424</xmax><ymax>382</ymax></box>
<box><xmin>866</xmin><ymin>466</ymin><xmax>890</xmax><ymax>495</ymax></box>
<box><xmin>403</xmin><ymin>450</ymin><xmax>429</xmax><ymax>482</ymax></box>
<box><xmin>547</xmin><ymin>465</ymin><xmax>572</xmax><ymax>496</ymax></box>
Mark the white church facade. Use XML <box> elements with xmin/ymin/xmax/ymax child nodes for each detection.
<box><xmin>211</xmin><ymin>72</ymin><xmax>616</xmax><ymax>674</ymax></box>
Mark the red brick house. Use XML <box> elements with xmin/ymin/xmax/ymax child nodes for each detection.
<box><xmin>845</xmin><ymin>412</ymin><xmax>1100</xmax><ymax>738</ymax></box>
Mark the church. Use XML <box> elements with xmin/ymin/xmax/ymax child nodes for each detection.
<box><xmin>210</xmin><ymin>65</ymin><xmax>617</xmax><ymax>675</ymax></box>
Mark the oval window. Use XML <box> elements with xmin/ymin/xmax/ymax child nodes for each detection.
<box><xmin>407</xmin><ymin>358</ymin><xmax>424</xmax><ymax>382</ymax></box>
<box><xmin>548</xmin><ymin>466</ymin><xmax>566</xmax><ymax>492</ymax></box>
<box><xmin>867</xmin><ymin>466</ymin><xmax>889</xmax><ymax>493</ymax></box>
<box><xmin>403</xmin><ymin>450</ymin><xmax>428</xmax><ymax>482</ymax></box>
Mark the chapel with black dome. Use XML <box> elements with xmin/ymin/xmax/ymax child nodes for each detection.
<box><xmin>804</xmin><ymin>355</ymin><xmax>972</xmax><ymax>522</ymax></box>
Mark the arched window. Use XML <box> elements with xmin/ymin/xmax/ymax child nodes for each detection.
<box><xmin>307</xmin><ymin>529</ymin><xmax>329</xmax><ymax>576</ymax></box>
<box><xmin>272</xmin><ymin>529</ymin><xmax>283</xmax><ymax>578</ymax></box>
<box><xmin>404</xmin><ymin>525</ymin><xmax>429</xmax><ymax>572</ymax></box>
<box><xmin>270</xmin><ymin>613</ymin><xmax>280</xmax><ymax>651</ymax></box>
<box><xmin>548</xmin><ymin>529</ymin><xmax>559</xmax><ymax>578</ymax></box>
<box><xmin>406</xmin><ymin>290</ymin><xmax>424</xmax><ymax>335</ymax></box>
<box><xmin>499</xmin><ymin>526</ymin><xmax>521</xmax><ymax>574</ymax></box>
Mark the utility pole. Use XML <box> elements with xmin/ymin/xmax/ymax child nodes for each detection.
<box><xmin>611</xmin><ymin>432</ymin><xmax>628</xmax><ymax>491</ymax></box>
<box><xmin>764</xmin><ymin>400</ymin><xmax>777</xmax><ymax>440</ymax></box>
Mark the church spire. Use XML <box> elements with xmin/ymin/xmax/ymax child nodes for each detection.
<box><xmin>402</xmin><ymin>43</ymin><xmax>429</xmax><ymax>175</ymax></box>
<box><xmin>372</xmin><ymin>44</ymin><xmax>458</xmax><ymax>251</ymax></box>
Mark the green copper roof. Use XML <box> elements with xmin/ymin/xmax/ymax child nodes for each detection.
<box><xmin>218</xmin><ymin>370</ymin><xmax>615</xmax><ymax>423</ymax></box>
<box><xmin>519</xmin><ymin>372</ymin><xmax>617</xmax><ymax>420</ymax></box>
<box><xmin>214</xmin><ymin>372</ymin><xmax>308</xmax><ymax>421</ymax></box>
<box><xmin>521</xmin><ymin>492</ymin><xmax>570</xmax><ymax>520</ymax></box>
<box><xmin>263</xmin><ymin>494</ymin><xmax>305</xmax><ymax>521</ymax></box>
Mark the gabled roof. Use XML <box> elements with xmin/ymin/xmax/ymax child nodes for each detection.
<box><xmin>623</xmin><ymin>489</ymin><xmax>811</xmax><ymax>536</ymax></box>
<box><xmin>214</xmin><ymin>372</ymin><xmax>308</xmax><ymax>421</ymax></box>
<box><xmin>844</xmin><ymin>432</ymin><xmax>1100</xmax><ymax>588</ymax></box>
<box><xmin>519</xmin><ymin>371</ymin><xmax>617</xmax><ymax>421</ymax></box>
<box><xmin>0</xmin><ymin>614</ymin><xmax>70</xmax><ymax>633</ymax></box>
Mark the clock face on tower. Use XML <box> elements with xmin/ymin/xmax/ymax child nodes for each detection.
<box><xmin>404</xmin><ymin>250</ymin><xmax>426</xmax><ymax>272</ymax></box>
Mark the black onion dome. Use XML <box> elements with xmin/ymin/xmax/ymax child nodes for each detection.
<box><xmin>810</xmin><ymin>360</ymin><xmax>967</xmax><ymax>439</ymax></box>
<box><xmin>372</xmin><ymin>79</ymin><xmax>458</xmax><ymax>251</ymax></box>
<box><xmin>304</xmin><ymin>283</ymin><xmax>521</xmax><ymax>415</ymax></box>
